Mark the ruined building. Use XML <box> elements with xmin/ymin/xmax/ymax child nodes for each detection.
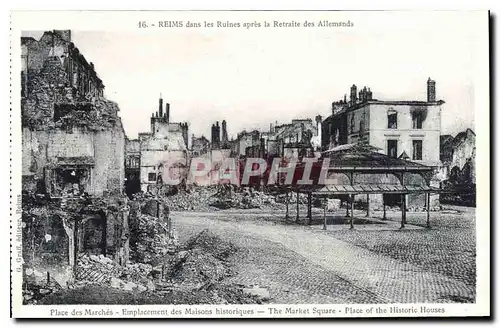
<box><xmin>21</xmin><ymin>30</ymin><xmax>130</xmax><ymax>283</ymax></box>
<box><xmin>211</xmin><ymin>121</ymin><xmax>221</xmax><ymax>150</ymax></box>
<box><xmin>321</xmin><ymin>78</ymin><xmax>444</xmax><ymax>208</ymax></box>
<box><xmin>21</xmin><ymin>30</ymin><xmax>126</xmax><ymax>197</ymax></box>
<box><xmin>440</xmin><ymin>128</ymin><xmax>476</xmax><ymax>186</ymax></box>
<box><xmin>138</xmin><ymin>96</ymin><xmax>189</xmax><ymax>191</ymax></box>
<box><xmin>265</xmin><ymin>118</ymin><xmax>320</xmax><ymax>159</ymax></box>
<box><xmin>191</xmin><ymin>135</ymin><xmax>211</xmax><ymax>157</ymax></box>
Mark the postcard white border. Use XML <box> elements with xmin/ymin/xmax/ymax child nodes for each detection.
<box><xmin>9</xmin><ymin>9</ymin><xmax>490</xmax><ymax>319</ymax></box>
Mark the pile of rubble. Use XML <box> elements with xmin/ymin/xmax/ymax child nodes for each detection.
<box><xmin>130</xmin><ymin>213</ymin><xmax>171</xmax><ymax>265</ymax></box>
<box><xmin>22</xmin><ymin>267</ymin><xmax>65</xmax><ymax>305</ymax></box>
<box><xmin>76</xmin><ymin>254</ymin><xmax>122</xmax><ymax>284</ymax></box>
<box><xmin>209</xmin><ymin>187</ymin><xmax>285</xmax><ymax>210</ymax></box>
<box><xmin>162</xmin><ymin>186</ymin><xmax>221</xmax><ymax>211</ymax></box>
<box><xmin>159</xmin><ymin>185</ymin><xmax>287</xmax><ymax>211</ymax></box>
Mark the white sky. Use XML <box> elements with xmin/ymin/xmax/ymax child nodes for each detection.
<box><xmin>23</xmin><ymin>11</ymin><xmax>482</xmax><ymax>140</ymax></box>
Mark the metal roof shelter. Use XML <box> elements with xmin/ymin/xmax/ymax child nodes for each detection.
<box><xmin>278</xmin><ymin>143</ymin><xmax>443</xmax><ymax>230</ymax></box>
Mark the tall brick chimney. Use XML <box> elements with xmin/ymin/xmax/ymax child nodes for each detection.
<box><xmin>427</xmin><ymin>78</ymin><xmax>436</xmax><ymax>102</ymax></box>
<box><xmin>165</xmin><ymin>103</ymin><xmax>170</xmax><ymax>122</ymax></box>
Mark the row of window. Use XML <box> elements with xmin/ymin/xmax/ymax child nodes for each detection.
<box><xmin>387</xmin><ymin>139</ymin><xmax>423</xmax><ymax>160</ymax></box>
<box><xmin>346</xmin><ymin>110</ymin><xmax>424</xmax><ymax>135</ymax></box>
<box><xmin>388</xmin><ymin>111</ymin><xmax>423</xmax><ymax>129</ymax></box>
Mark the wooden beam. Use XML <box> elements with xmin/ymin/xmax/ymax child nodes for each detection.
<box><xmin>350</xmin><ymin>194</ymin><xmax>354</xmax><ymax>229</ymax></box>
<box><xmin>307</xmin><ymin>192</ymin><xmax>312</xmax><ymax>225</ymax></box>
<box><xmin>285</xmin><ymin>189</ymin><xmax>289</xmax><ymax>221</ymax></box>
<box><xmin>323</xmin><ymin>201</ymin><xmax>327</xmax><ymax>230</ymax></box>
<box><xmin>426</xmin><ymin>192</ymin><xmax>431</xmax><ymax>228</ymax></box>
<box><xmin>346</xmin><ymin>198</ymin><xmax>350</xmax><ymax>217</ymax></box>
<box><xmin>366</xmin><ymin>194</ymin><xmax>370</xmax><ymax>217</ymax></box>
<box><xmin>400</xmin><ymin>194</ymin><xmax>405</xmax><ymax>229</ymax></box>
<box><xmin>382</xmin><ymin>194</ymin><xmax>387</xmax><ymax>220</ymax></box>
<box><xmin>296</xmin><ymin>189</ymin><xmax>300</xmax><ymax>223</ymax></box>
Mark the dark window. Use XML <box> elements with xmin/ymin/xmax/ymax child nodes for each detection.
<box><xmin>412</xmin><ymin>140</ymin><xmax>423</xmax><ymax>160</ymax></box>
<box><xmin>412</xmin><ymin>112</ymin><xmax>423</xmax><ymax>129</ymax></box>
<box><xmin>387</xmin><ymin>111</ymin><xmax>397</xmax><ymax>129</ymax></box>
<box><xmin>148</xmin><ymin>173</ymin><xmax>156</xmax><ymax>182</ymax></box>
<box><xmin>387</xmin><ymin>140</ymin><xmax>398</xmax><ymax>158</ymax></box>
<box><xmin>350</xmin><ymin>114</ymin><xmax>355</xmax><ymax>133</ymax></box>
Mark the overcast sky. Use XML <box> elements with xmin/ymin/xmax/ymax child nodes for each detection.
<box><xmin>23</xmin><ymin>12</ymin><xmax>481</xmax><ymax>140</ymax></box>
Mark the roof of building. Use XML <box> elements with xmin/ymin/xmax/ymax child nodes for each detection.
<box><xmin>320</xmin><ymin>143</ymin><xmax>433</xmax><ymax>171</ymax></box>
<box><xmin>325</xmin><ymin>99</ymin><xmax>445</xmax><ymax>121</ymax></box>
<box><xmin>313</xmin><ymin>184</ymin><xmax>440</xmax><ymax>195</ymax></box>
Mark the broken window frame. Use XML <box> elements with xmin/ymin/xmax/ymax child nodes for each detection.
<box><xmin>412</xmin><ymin>139</ymin><xmax>423</xmax><ymax>160</ymax></box>
<box><xmin>387</xmin><ymin>110</ymin><xmax>397</xmax><ymax>129</ymax></box>
<box><xmin>387</xmin><ymin>139</ymin><xmax>398</xmax><ymax>158</ymax></box>
<box><xmin>412</xmin><ymin>111</ymin><xmax>423</xmax><ymax>129</ymax></box>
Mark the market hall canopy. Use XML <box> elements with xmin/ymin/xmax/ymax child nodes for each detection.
<box><xmin>280</xmin><ymin>143</ymin><xmax>440</xmax><ymax>195</ymax></box>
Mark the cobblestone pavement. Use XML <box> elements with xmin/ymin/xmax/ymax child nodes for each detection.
<box><xmin>172</xmin><ymin>209</ymin><xmax>476</xmax><ymax>304</ymax></box>
<box><xmin>327</xmin><ymin>207</ymin><xmax>476</xmax><ymax>289</ymax></box>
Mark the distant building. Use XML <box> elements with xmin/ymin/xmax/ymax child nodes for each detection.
<box><xmin>266</xmin><ymin>118</ymin><xmax>321</xmax><ymax>159</ymax></box>
<box><xmin>138</xmin><ymin>97</ymin><xmax>189</xmax><ymax>192</ymax></box>
<box><xmin>234</xmin><ymin>130</ymin><xmax>261</xmax><ymax>157</ymax></box>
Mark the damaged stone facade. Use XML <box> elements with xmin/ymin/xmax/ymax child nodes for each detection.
<box><xmin>21</xmin><ymin>30</ymin><xmax>125</xmax><ymax>197</ymax></box>
<box><xmin>439</xmin><ymin>129</ymin><xmax>476</xmax><ymax>206</ymax></box>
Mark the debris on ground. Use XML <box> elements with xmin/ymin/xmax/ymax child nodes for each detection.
<box><xmin>76</xmin><ymin>254</ymin><xmax>122</xmax><ymax>284</ymax></box>
<box><xmin>184</xmin><ymin>229</ymin><xmax>237</xmax><ymax>260</ymax></box>
<box><xmin>242</xmin><ymin>285</ymin><xmax>271</xmax><ymax>302</ymax></box>
<box><xmin>37</xmin><ymin>227</ymin><xmax>261</xmax><ymax>305</ymax></box>
<box><xmin>167</xmin><ymin>229</ymin><xmax>237</xmax><ymax>286</ymax></box>
<box><xmin>129</xmin><ymin>213</ymin><xmax>170</xmax><ymax>265</ymax></box>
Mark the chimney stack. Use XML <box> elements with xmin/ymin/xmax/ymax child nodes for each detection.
<box><xmin>165</xmin><ymin>103</ymin><xmax>170</xmax><ymax>122</ymax></box>
<box><xmin>366</xmin><ymin>88</ymin><xmax>373</xmax><ymax>100</ymax></box>
<box><xmin>350</xmin><ymin>84</ymin><xmax>357</xmax><ymax>105</ymax></box>
<box><xmin>427</xmin><ymin>78</ymin><xmax>436</xmax><ymax>102</ymax></box>
<box><xmin>158</xmin><ymin>96</ymin><xmax>163</xmax><ymax>117</ymax></box>
<box><xmin>221</xmin><ymin>120</ymin><xmax>228</xmax><ymax>146</ymax></box>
